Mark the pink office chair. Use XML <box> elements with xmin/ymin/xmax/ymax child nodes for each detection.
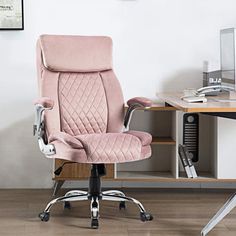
<box><xmin>34</xmin><ymin>35</ymin><xmax>153</xmax><ymax>228</ymax></box>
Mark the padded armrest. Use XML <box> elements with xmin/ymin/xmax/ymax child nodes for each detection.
<box><xmin>127</xmin><ymin>97</ymin><xmax>152</xmax><ymax>108</ymax></box>
<box><xmin>34</xmin><ymin>97</ymin><xmax>54</xmax><ymax>109</ymax></box>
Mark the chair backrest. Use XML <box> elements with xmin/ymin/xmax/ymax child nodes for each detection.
<box><xmin>36</xmin><ymin>35</ymin><xmax>124</xmax><ymax>136</ymax></box>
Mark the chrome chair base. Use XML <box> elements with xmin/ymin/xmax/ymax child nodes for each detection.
<box><xmin>39</xmin><ymin>189</ymin><xmax>153</xmax><ymax>228</ymax></box>
<box><xmin>39</xmin><ymin>165</ymin><xmax>153</xmax><ymax>228</ymax></box>
<box><xmin>201</xmin><ymin>192</ymin><xmax>236</xmax><ymax>236</ymax></box>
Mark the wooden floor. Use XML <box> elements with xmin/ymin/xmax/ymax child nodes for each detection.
<box><xmin>0</xmin><ymin>189</ymin><xmax>236</xmax><ymax>236</ymax></box>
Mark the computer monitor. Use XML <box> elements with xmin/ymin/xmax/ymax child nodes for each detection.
<box><xmin>220</xmin><ymin>28</ymin><xmax>236</xmax><ymax>90</ymax></box>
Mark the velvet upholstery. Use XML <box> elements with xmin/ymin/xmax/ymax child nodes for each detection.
<box><xmin>100</xmin><ymin>70</ymin><xmax>124</xmax><ymax>133</ymax></box>
<box><xmin>36</xmin><ymin>35</ymin><xmax>152</xmax><ymax>163</ymax></box>
<box><xmin>58</xmin><ymin>72</ymin><xmax>108</xmax><ymax>135</ymax></box>
<box><xmin>49</xmin><ymin>131</ymin><xmax>151</xmax><ymax>163</ymax></box>
<box><xmin>40</xmin><ymin>35</ymin><xmax>112</xmax><ymax>72</ymax></box>
<box><xmin>125</xmin><ymin>130</ymin><xmax>152</xmax><ymax>146</ymax></box>
<box><xmin>127</xmin><ymin>97</ymin><xmax>153</xmax><ymax>107</ymax></box>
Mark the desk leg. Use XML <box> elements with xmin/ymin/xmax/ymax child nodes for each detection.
<box><xmin>52</xmin><ymin>180</ymin><xmax>65</xmax><ymax>196</ymax></box>
<box><xmin>201</xmin><ymin>192</ymin><xmax>236</xmax><ymax>236</ymax></box>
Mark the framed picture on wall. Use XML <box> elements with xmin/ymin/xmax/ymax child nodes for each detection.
<box><xmin>0</xmin><ymin>0</ymin><xmax>24</xmax><ymax>30</ymax></box>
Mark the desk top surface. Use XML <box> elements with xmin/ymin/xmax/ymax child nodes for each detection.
<box><xmin>158</xmin><ymin>92</ymin><xmax>236</xmax><ymax>112</ymax></box>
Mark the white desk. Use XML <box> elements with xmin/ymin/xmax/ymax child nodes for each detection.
<box><xmin>158</xmin><ymin>92</ymin><xmax>236</xmax><ymax>180</ymax></box>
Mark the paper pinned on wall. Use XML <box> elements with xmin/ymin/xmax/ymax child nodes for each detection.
<box><xmin>0</xmin><ymin>0</ymin><xmax>23</xmax><ymax>30</ymax></box>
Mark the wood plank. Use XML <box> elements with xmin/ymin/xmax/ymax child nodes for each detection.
<box><xmin>54</xmin><ymin>171</ymin><xmax>236</xmax><ymax>182</ymax></box>
<box><xmin>54</xmin><ymin>159</ymin><xmax>114</xmax><ymax>179</ymax></box>
<box><xmin>152</xmin><ymin>137</ymin><xmax>176</xmax><ymax>145</ymax></box>
<box><xmin>116</xmin><ymin>171</ymin><xmax>174</xmax><ymax>180</ymax></box>
<box><xmin>158</xmin><ymin>92</ymin><xmax>236</xmax><ymax>112</ymax></box>
<box><xmin>116</xmin><ymin>171</ymin><xmax>236</xmax><ymax>182</ymax></box>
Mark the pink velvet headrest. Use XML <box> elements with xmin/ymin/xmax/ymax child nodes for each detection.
<box><xmin>39</xmin><ymin>35</ymin><xmax>113</xmax><ymax>72</ymax></box>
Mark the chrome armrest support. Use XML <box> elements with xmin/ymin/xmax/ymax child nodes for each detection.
<box><xmin>124</xmin><ymin>97</ymin><xmax>152</xmax><ymax>131</ymax></box>
<box><xmin>124</xmin><ymin>103</ymin><xmax>150</xmax><ymax>131</ymax></box>
<box><xmin>34</xmin><ymin>104</ymin><xmax>55</xmax><ymax>156</ymax></box>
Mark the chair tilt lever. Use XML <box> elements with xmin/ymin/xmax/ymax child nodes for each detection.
<box><xmin>54</xmin><ymin>161</ymin><xmax>77</xmax><ymax>176</ymax></box>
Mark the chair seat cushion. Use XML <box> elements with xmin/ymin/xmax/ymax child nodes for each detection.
<box><xmin>49</xmin><ymin>131</ymin><xmax>152</xmax><ymax>163</ymax></box>
<box><xmin>124</xmin><ymin>130</ymin><xmax>152</xmax><ymax>146</ymax></box>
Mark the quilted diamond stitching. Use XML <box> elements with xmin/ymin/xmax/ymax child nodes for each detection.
<box><xmin>59</xmin><ymin>72</ymin><xmax>108</xmax><ymax>136</ymax></box>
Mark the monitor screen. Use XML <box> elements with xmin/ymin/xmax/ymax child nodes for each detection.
<box><xmin>220</xmin><ymin>28</ymin><xmax>235</xmax><ymax>89</ymax></box>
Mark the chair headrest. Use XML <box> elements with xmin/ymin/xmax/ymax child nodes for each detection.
<box><xmin>39</xmin><ymin>35</ymin><xmax>113</xmax><ymax>72</ymax></box>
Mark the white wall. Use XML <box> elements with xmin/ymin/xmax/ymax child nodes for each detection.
<box><xmin>1</xmin><ymin>0</ymin><xmax>236</xmax><ymax>188</ymax></box>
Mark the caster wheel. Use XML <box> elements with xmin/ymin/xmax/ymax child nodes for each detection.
<box><xmin>39</xmin><ymin>212</ymin><xmax>50</xmax><ymax>222</ymax></box>
<box><xmin>64</xmin><ymin>201</ymin><xmax>71</xmax><ymax>209</ymax></box>
<box><xmin>119</xmin><ymin>201</ymin><xmax>126</xmax><ymax>210</ymax></box>
<box><xmin>91</xmin><ymin>218</ymin><xmax>99</xmax><ymax>229</ymax></box>
<box><xmin>140</xmin><ymin>212</ymin><xmax>153</xmax><ymax>222</ymax></box>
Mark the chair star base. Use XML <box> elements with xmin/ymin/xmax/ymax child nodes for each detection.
<box><xmin>39</xmin><ymin>165</ymin><xmax>153</xmax><ymax>228</ymax></box>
